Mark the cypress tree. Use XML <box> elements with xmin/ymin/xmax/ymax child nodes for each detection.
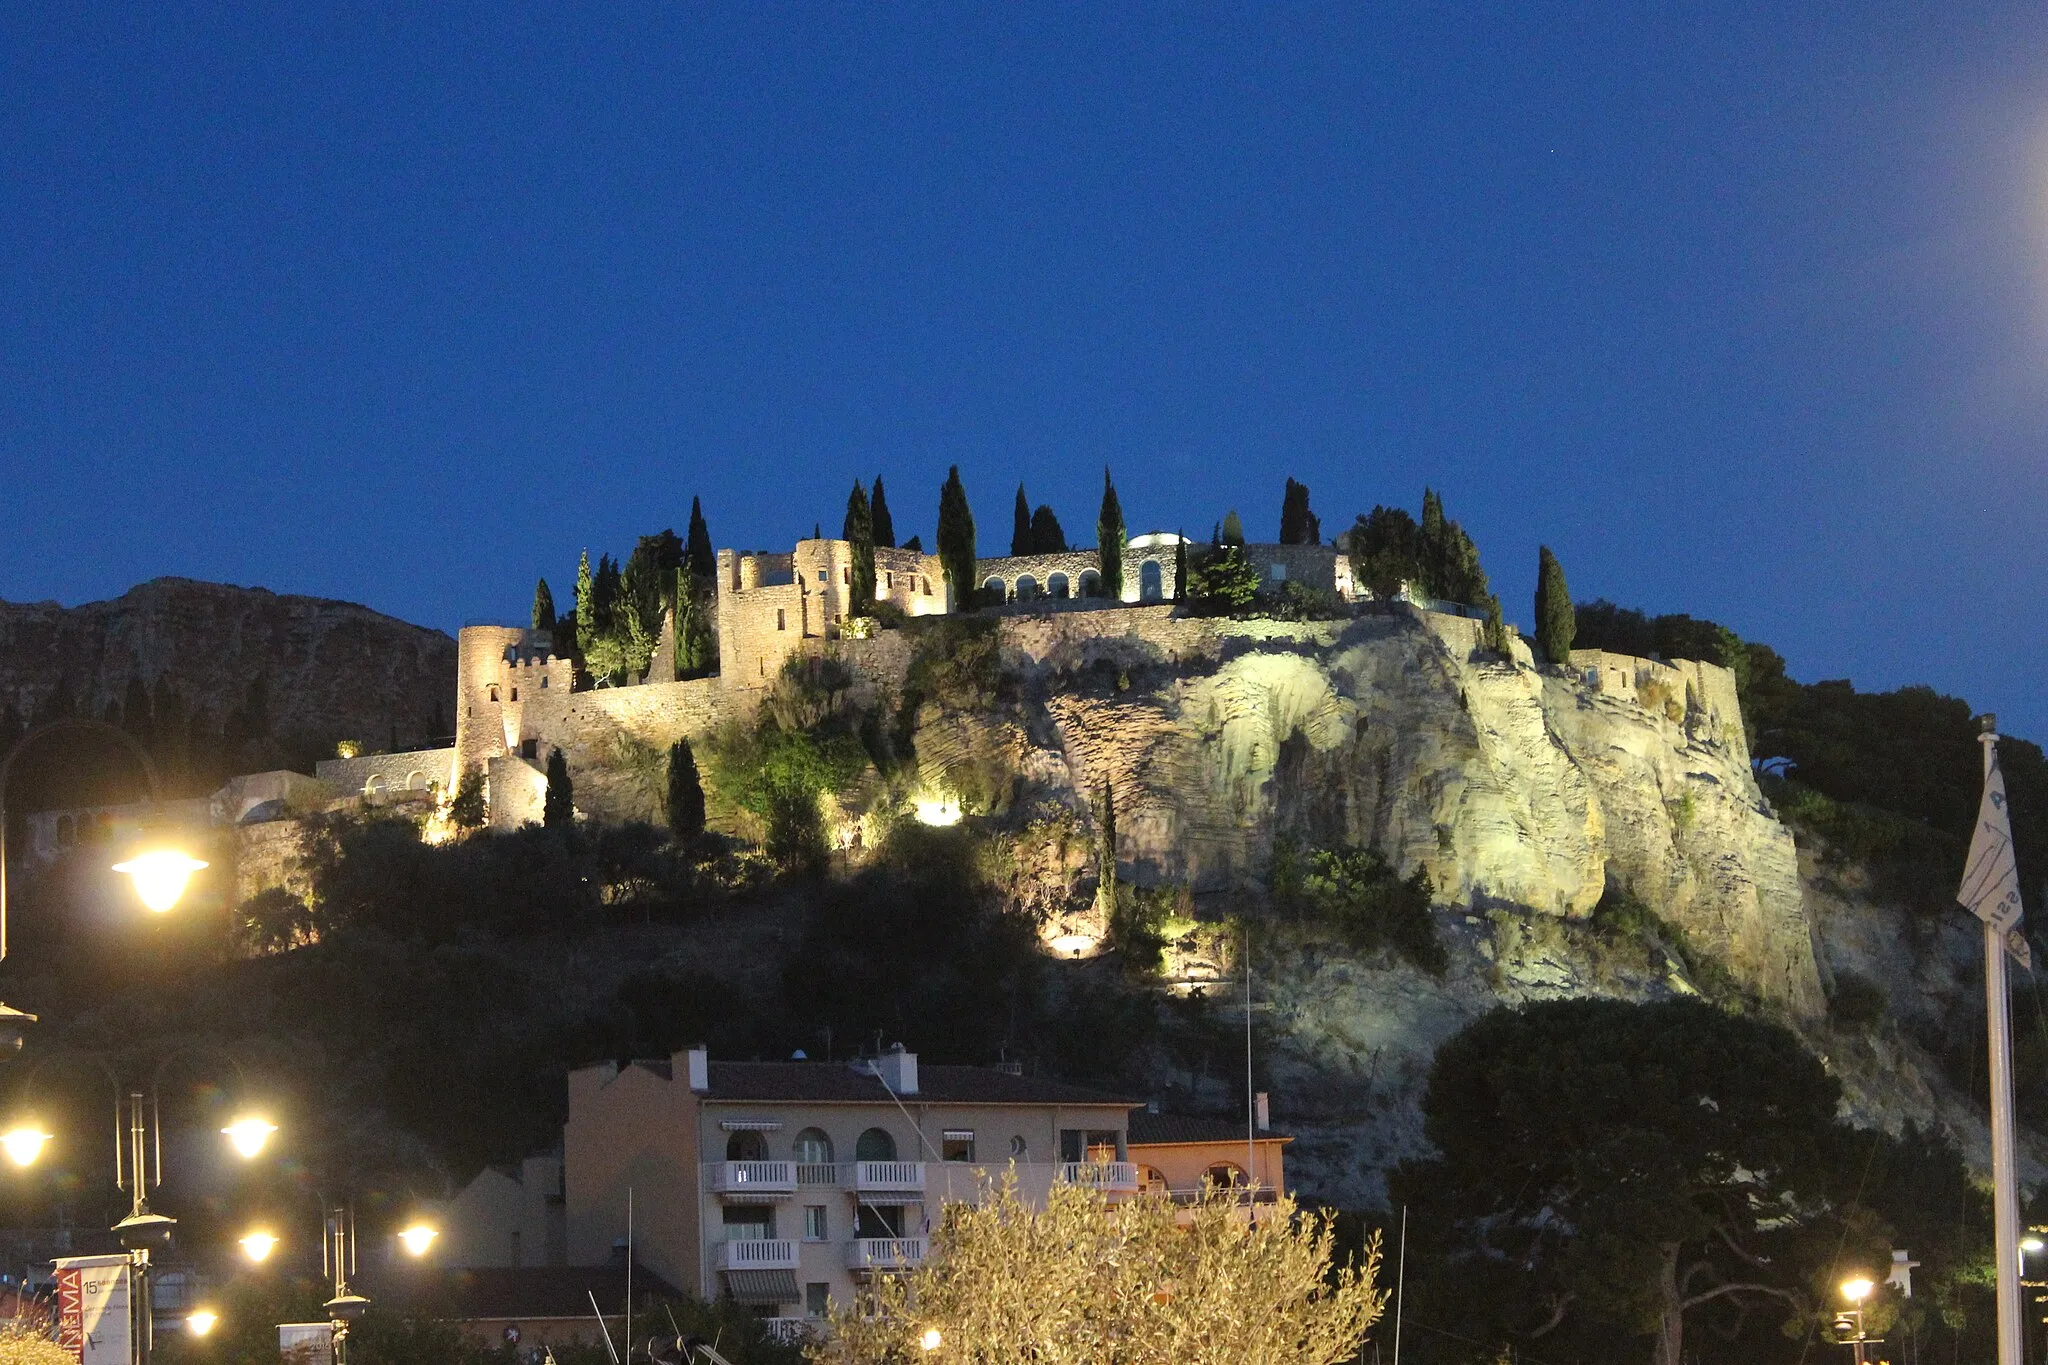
<box><xmin>666</xmin><ymin>737</ymin><xmax>707</xmax><ymax>840</ymax></box>
<box><xmin>1482</xmin><ymin>597</ymin><xmax>1512</xmax><ymax>656</ymax></box>
<box><xmin>843</xmin><ymin>480</ymin><xmax>876</xmax><ymax>616</ymax></box>
<box><xmin>532</xmin><ymin>578</ymin><xmax>557</xmax><ymax>635</ymax></box>
<box><xmin>1279</xmin><ymin>477</ymin><xmax>1320</xmax><ymax>545</ymax></box>
<box><xmin>1096</xmin><ymin>468</ymin><xmax>1127</xmax><ymax>600</ymax></box>
<box><xmin>1012</xmin><ymin>485</ymin><xmax>1032</xmax><ymax>556</ymax></box>
<box><xmin>1220</xmin><ymin>509</ymin><xmax>1245</xmax><ymax>546</ymax></box>
<box><xmin>870</xmin><ymin>476</ymin><xmax>896</xmax><ymax>548</ymax></box>
<box><xmin>1534</xmin><ymin>545</ymin><xmax>1576</xmax><ymax>666</ymax></box>
<box><xmin>1029</xmin><ymin>505</ymin><xmax>1067</xmax><ymax>553</ymax></box>
<box><xmin>574</xmin><ymin>551</ymin><xmax>597</xmax><ymax>654</ymax></box>
<box><xmin>685</xmin><ymin>497</ymin><xmax>715</xmax><ymax>581</ymax></box>
<box><xmin>543</xmin><ymin>748</ymin><xmax>574</xmax><ymax>829</ymax></box>
<box><xmin>1173</xmin><ymin>532</ymin><xmax>1188</xmax><ymax>602</ymax></box>
<box><xmin>674</xmin><ymin>569</ymin><xmax>715</xmax><ymax>677</ymax></box>
<box><xmin>936</xmin><ymin>466</ymin><xmax>977</xmax><ymax>609</ymax></box>
<box><xmin>901</xmin><ymin>534</ymin><xmax>923</xmax><ymax>553</ymax></box>
<box><xmin>1097</xmin><ymin>781</ymin><xmax>1118</xmax><ymax>913</ymax></box>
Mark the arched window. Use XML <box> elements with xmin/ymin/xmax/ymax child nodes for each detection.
<box><xmin>1078</xmin><ymin>570</ymin><xmax>1101</xmax><ymax>598</ymax></box>
<box><xmin>793</xmin><ymin>1128</ymin><xmax>834</xmax><ymax>1164</ymax></box>
<box><xmin>982</xmin><ymin>576</ymin><xmax>1006</xmax><ymax>600</ymax></box>
<box><xmin>1138</xmin><ymin>1165</ymin><xmax>1168</xmax><ymax>1194</ymax></box>
<box><xmin>1047</xmin><ymin>573</ymin><xmax>1069</xmax><ymax>600</ymax></box>
<box><xmin>406</xmin><ymin>771</ymin><xmax>426</xmax><ymax>791</ymax></box>
<box><xmin>1015</xmin><ymin>575</ymin><xmax>1038</xmax><ymax>602</ymax></box>
<box><xmin>364</xmin><ymin>775</ymin><xmax>386</xmax><ymax>798</ymax></box>
<box><xmin>1140</xmin><ymin>560</ymin><xmax>1164</xmax><ymax>601</ymax></box>
<box><xmin>1009</xmin><ymin>1135</ymin><xmax>1028</xmax><ymax>1158</ymax></box>
<box><xmin>727</xmin><ymin>1131</ymin><xmax>768</xmax><ymax>1161</ymax></box>
<box><xmin>855</xmin><ymin>1127</ymin><xmax>897</xmax><ymax>1162</ymax></box>
<box><xmin>1203</xmin><ymin>1162</ymin><xmax>1246</xmax><ymax>1189</ymax></box>
<box><xmin>488</xmin><ymin>685</ymin><xmax>499</xmax><ymax>703</ymax></box>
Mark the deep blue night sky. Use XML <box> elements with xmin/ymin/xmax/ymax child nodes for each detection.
<box><xmin>4</xmin><ymin>5</ymin><xmax>2046</xmax><ymax>734</ymax></box>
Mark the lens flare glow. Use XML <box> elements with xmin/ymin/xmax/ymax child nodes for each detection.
<box><xmin>239</xmin><ymin>1231</ymin><xmax>278</xmax><ymax>1263</ymax></box>
<box><xmin>110</xmin><ymin>850</ymin><xmax>209</xmax><ymax>912</ymax></box>
<box><xmin>186</xmin><ymin>1311</ymin><xmax>218</xmax><ymax>1336</ymax></box>
<box><xmin>919</xmin><ymin>1328</ymin><xmax>944</xmax><ymax>1352</ymax></box>
<box><xmin>0</xmin><ymin>1128</ymin><xmax>49</xmax><ymax>1168</ymax></box>
<box><xmin>2026</xmin><ymin>1237</ymin><xmax>2045</xmax><ymax>1253</ymax></box>
<box><xmin>222</xmin><ymin>1117</ymin><xmax>277</xmax><ymax>1160</ymax></box>
<box><xmin>1841</xmin><ymin>1276</ymin><xmax>1874</xmax><ymax>1303</ymax></box>
<box><xmin>398</xmin><ymin>1223</ymin><xmax>438</xmax><ymax>1258</ymax></box>
<box><xmin>1048</xmin><ymin>933</ymin><xmax>1098</xmax><ymax>957</ymax></box>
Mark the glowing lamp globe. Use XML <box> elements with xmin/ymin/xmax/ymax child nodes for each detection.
<box><xmin>919</xmin><ymin>1328</ymin><xmax>944</xmax><ymax>1352</ymax></box>
<box><xmin>0</xmin><ymin>1128</ymin><xmax>50</xmax><ymax>1168</ymax></box>
<box><xmin>239</xmin><ymin>1231</ymin><xmax>278</xmax><ymax>1263</ymax></box>
<box><xmin>1840</xmin><ymin>1276</ymin><xmax>1874</xmax><ymax>1304</ymax></box>
<box><xmin>186</xmin><ymin>1311</ymin><xmax>218</xmax><ymax>1336</ymax></box>
<box><xmin>2025</xmin><ymin>1237</ymin><xmax>2045</xmax><ymax>1254</ymax></box>
<box><xmin>222</xmin><ymin>1117</ymin><xmax>278</xmax><ymax>1160</ymax></box>
<box><xmin>398</xmin><ymin>1223</ymin><xmax>438</xmax><ymax>1258</ymax></box>
<box><xmin>111</xmin><ymin>850</ymin><xmax>209</xmax><ymax>913</ymax></box>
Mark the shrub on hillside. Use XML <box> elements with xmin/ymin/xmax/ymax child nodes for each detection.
<box><xmin>1829</xmin><ymin>970</ymin><xmax>1889</xmax><ymax>1032</ymax></box>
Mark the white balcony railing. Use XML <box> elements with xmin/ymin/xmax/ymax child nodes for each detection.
<box><xmin>796</xmin><ymin>1162</ymin><xmax>839</xmax><ymax>1186</ymax></box>
<box><xmin>708</xmin><ymin>1161</ymin><xmax>797</xmax><ymax>1197</ymax></box>
<box><xmin>847</xmin><ymin>1237</ymin><xmax>927</xmax><ymax>1271</ymax></box>
<box><xmin>845</xmin><ymin>1160</ymin><xmax>924</xmax><ymax>1193</ymax></box>
<box><xmin>1058</xmin><ymin>1161</ymin><xmax>1139</xmax><ymax>1191</ymax></box>
<box><xmin>719</xmin><ymin>1238</ymin><xmax>799</xmax><ymax>1271</ymax></box>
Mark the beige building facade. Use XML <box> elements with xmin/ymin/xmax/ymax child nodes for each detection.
<box><xmin>563</xmin><ymin>1046</ymin><xmax>1138</xmax><ymax>1335</ymax></box>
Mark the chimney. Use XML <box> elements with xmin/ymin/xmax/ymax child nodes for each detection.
<box><xmin>1254</xmin><ymin>1091</ymin><xmax>1270</xmax><ymax>1132</ymax></box>
<box><xmin>876</xmin><ymin>1044</ymin><xmax>918</xmax><ymax>1096</ymax></box>
<box><xmin>684</xmin><ymin>1046</ymin><xmax>709</xmax><ymax>1093</ymax></box>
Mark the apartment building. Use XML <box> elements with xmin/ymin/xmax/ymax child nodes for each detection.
<box><xmin>563</xmin><ymin>1045</ymin><xmax>1140</xmax><ymax>1334</ymax></box>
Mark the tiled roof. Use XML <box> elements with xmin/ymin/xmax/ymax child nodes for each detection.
<box><xmin>697</xmin><ymin>1061</ymin><xmax>1138</xmax><ymax>1108</ymax></box>
<box><xmin>1127</xmin><ymin>1111</ymin><xmax>1291</xmax><ymax>1146</ymax></box>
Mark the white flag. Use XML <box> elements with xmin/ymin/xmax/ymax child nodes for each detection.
<box><xmin>1960</xmin><ymin>750</ymin><xmax>2030</xmax><ymax>966</ymax></box>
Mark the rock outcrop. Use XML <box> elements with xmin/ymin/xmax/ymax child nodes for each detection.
<box><xmin>0</xmin><ymin>578</ymin><xmax>455</xmax><ymax>764</ymax></box>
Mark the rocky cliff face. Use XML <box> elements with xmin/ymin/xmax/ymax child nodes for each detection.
<box><xmin>965</xmin><ymin>606</ymin><xmax>1821</xmax><ymax>1016</ymax></box>
<box><xmin>0</xmin><ymin>578</ymin><xmax>455</xmax><ymax>779</ymax></box>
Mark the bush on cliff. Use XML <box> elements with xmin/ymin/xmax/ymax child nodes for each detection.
<box><xmin>1270</xmin><ymin>841</ymin><xmax>1445</xmax><ymax>976</ymax></box>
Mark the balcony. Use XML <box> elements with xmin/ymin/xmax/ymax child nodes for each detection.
<box><xmin>1058</xmin><ymin>1161</ymin><xmax>1139</xmax><ymax>1192</ymax></box>
<box><xmin>764</xmin><ymin>1319</ymin><xmax>817</xmax><ymax>1346</ymax></box>
<box><xmin>844</xmin><ymin>1160</ymin><xmax>924</xmax><ymax>1194</ymax></box>
<box><xmin>718</xmin><ymin>1238</ymin><xmax>799</xmax><ymax>1271</ymax></box>
<box><xmin>795</xmin><ymin>1162</ymin><xmax>839</xmax><ymax>1187</ymax></box>
<box><xmin>847</xmin><ymin>1237</ymin><xmax>927</xmax><ymax>1272</ymax></box>
<box><xmin>707</xmin><ymin>1161</ymin><xmax>797</xmax><ymax>1198</ymax></box>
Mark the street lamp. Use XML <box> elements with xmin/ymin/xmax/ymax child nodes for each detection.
<box><xmin>920</xmin><ymin>1327</ymin><xmax>944</xmax><ymax>1352</ymax></box>
<box><xmin>1833</xmin><ymin>1277</ymin><xmax>1875</xmax><ymax>1364</ymax></box>
<box><xmin>0</xmin><ymin>719</ymin><xmax>210</xmax><ymax>1052</ymax></box>
<box><xmin>0</xmin><ymin>1125</ymin><xmax>49</xmax><ymax>1168</ymax></box>
<box><xmin>110</xmin><ymin>850</ymin><xmax>209</xmax><ymax>914</ymax></box>
<box><xmin>238</xmin><ymin>1230</ymin><xmax>279</xmax><ymax>1263</ymax></box>
<box><xmin>397</xmin><ymin>1222</ymin><xmax>438</xmax><ymax>1258</ymax></box>
<box><xmin>221</xmin><ymin>1116</ymin><xmax>278</xmax><ymax>1160</ymax></box>
<box><xmin>185</xmin><ymin>1310</ymin><xmax>218</xmax><ymax>1337</ymax></box>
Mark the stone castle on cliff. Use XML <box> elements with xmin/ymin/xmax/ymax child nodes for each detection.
<box><xmin>313</xmin><ymin>529</ymin><xmax>1370</xmax><ymax>827</ymax></box>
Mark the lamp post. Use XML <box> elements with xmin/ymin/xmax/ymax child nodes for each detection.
<box><xmin>0</xmin><ymin>719</ymin><xmax>208</xmax><ymax>1050</ymax></box>
<box><xmin>1834</xmin><ymin>1276</ymin><xmax>1875</xmax><ymax>1364</ymax></box>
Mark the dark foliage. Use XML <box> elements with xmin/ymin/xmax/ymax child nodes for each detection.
<box><xmin>531</xmin><ymin>578</ymin><xmax>556</xmax><ymax>635</ymax></box>
<box><xmin>544</xmin><ymin>747</ymin><xmax>573</xmax><ymax>829</ymax></box>
<box><xmin>869</xmin><ymin>475</ymin><xmax>895</xmax><ymax>548</ymax></box>
<box><xmin>936</xmin><ymin>466</ymin><xmax>977</xmax><ymax>609</ymax></box>
<box><xmin>666</xmin><ymin>736</ymin><xmax>706</xmax><ymax>840</ymax></box>
<box><xmin>1534</xmin><ymin>544</ymin><xmax>1574</xmax><ymax>664</ymax></box>
<box><xmin>685</xmin><ymin>496</ymin><xmax>716</xmax><ymax>581</ymax></box>
<box><xmin>1029</xmin><ymin>504</ymin><xmax>1066</xmax><ymax>553</ymax></box>
<box><xmin>1097</xmin><ymin>468</ymin><xmax>1126</xmax><ymax>599</ymax></box>
<box><xmin>1269</xmin><ymin>841</ymin><xmax>1445</xmax><ymax>975</ymax></box>
<box><xmin>1279</xmin><ymin>476</ymin><xmax>1320</xmax><ymax>544</ymax></box>
<box><xmin>1012</xmin><ymin>484</ymin><xmax>1033</xmax><ymax>556</ymax></box>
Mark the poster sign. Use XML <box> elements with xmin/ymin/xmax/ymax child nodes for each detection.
<box><xmin>53</xmin><ymin>1254</ymin><xmax>132</xmax><ymax>1365</ymax></box>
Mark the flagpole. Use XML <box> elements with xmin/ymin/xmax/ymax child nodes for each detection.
<box><xmin>1982</xmin><ymin>717</ymin><xmax>2024</xmax><ymax>1365</ymax></box>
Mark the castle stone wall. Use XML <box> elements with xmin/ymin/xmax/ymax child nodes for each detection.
<box><xmin>316</xmin><ymin>747</ymin><xmax>456</xmax><ymax>798</ymax></box>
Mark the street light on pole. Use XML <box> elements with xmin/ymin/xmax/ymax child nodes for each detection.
<box><xmin>0</xmin><ymin>719</ymin><xmax>209</xmax><ymax>1053</ymax></box>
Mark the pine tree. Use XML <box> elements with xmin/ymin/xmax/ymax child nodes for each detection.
<box><xmin>543</xmin><ymin>748</ymin><xmax>574</xmax><ymax>829</ymax></box>
<box><xmin>685</xmin><ymin>497</ymin><xmax>715</xmax><ymax>580</ymax></box>
<box><xmin>870</xmin><ymin>476</ymin><xmax>895</xmax><ymax>548</ymax></box>
<box><xmin>1279</xmin><ymin>477</ymin><xmax>1320</xmax><ymax>545</ymax></box>
<box><xmin>1220</xmin><ymin>509</ymin><xmax>1245</xmax><ymax>546</ymax></box>
<box><xmin>1534</xmin><ymin>545</ymin><xmax>1576</xmax><ymax>666</ymax></box>
<box><xmin>1097</xmin><ymin>468</ymin><xmax>1126</xmax><ymax>600</ymax></box>
<box><xmin>532</xmin><ymin>578</ymin><xmax>557</xmax><ymax>635</ymax></box>
<box><xmin>1029</xmin><ymin>505</ymin><xmax>1066</xmax><ymax>553</ymax></box>
<box><xmin>1012</xmin><ymin>485</ymin><xmax>1033</xmax><ymax>556</ymax></box>
<box><xmin>666</xmin><ymin>736</ymin><xmax>707</xmax><ymax>840</ymax></box>
<box><xmin>937</xmin><ymin>466</ymin><xmax>977</xmax><ymax>609</ymax></box>
<box><xmin>844</xmin><ymin>480</ymin><xmax>876</xmax><ymax>617</ymax></box>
